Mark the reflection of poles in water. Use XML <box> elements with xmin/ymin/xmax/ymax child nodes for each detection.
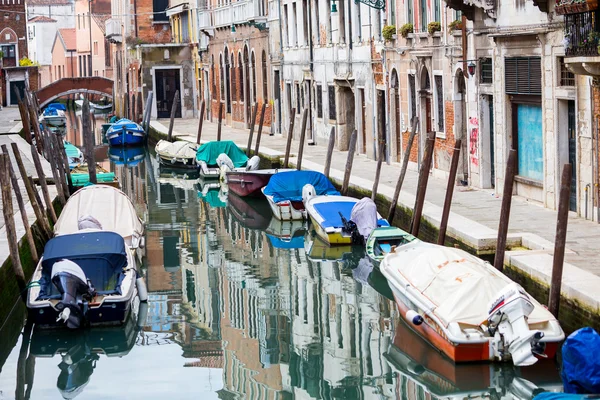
<box><xmin>15</xmin><ymin>322</ymin><xmax>34</xmax><ymax>400</ymax></box>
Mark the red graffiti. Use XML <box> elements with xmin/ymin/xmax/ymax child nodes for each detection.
<box><xmin>469</xmin><ymin>127</ymin><xmax>479</xmax><ymax>167</ymax></box>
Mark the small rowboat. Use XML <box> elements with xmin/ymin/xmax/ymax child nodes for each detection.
<box><xmin>380</xmin><ymin>241</ymin><xmax>565</xmax><ymax>366</ymax></box>
<box><xmin>155</xmin><ymin>140</ymin><xmax>198</xmax><ymax>168</ymax></box>
<box><xmin>225</xmin><ymin>168</ymin><xmax>294</xmax><ymax>198</ymax></box>
<box><xmin>366</xmin><ymin>226</ymin><xmax>417</xmax><ymax>264</ymax></box>
<box><xmin>106</xmin><ymin>118</ymin><xmax>146</xmax><ymax>146</ymax></box>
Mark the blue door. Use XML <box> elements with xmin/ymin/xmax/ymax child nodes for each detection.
<box><xmin>517</xmin><ymin>104</ymin><xmax>543</xmax><ymax>182</ymax></box>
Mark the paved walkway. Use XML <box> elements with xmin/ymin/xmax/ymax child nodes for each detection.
<box><xmin>152</xmin><ymin>117</ymin><xmax>600</xmax><ymax>312</ymax></box>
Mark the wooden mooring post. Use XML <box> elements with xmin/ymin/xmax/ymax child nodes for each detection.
<box><xmin>493</xmin><ymin>148</ymin><xmax>517</xmax><ymax>271</ymax></box>
<box><xmin>388</xmin><ymin>117</ymin><xmax>419</xmax><ymax>222</ymax></box>
<box><xmin>323</xmin><ymin>127</ymin><xmax>336</xmax><ymax>179</ymax></box>
<box><xmin>548</xmin><ymin>163</ymin><xmax>573</xmax><ymax>317</ymax></box>
<box><xmin>246</xmin><ymin>103</ymin><xmax>259</xmax><ymax>156</ymax></box>
<box><xmin>1</xmin><ymin>145</ymin><xmax>38</xmax><ymax>264</ymax></box>
<box><xmin>136</xmin><ymin>92</ymin><xmax>143</xmax><ymax>123</ymax></box>
<box><xmin>296</xmin><ymin>109</ymin><xmax>309</xmax><ymax>171</ymax></box>
<box><xmin>11</xmin><ymin>143</ymin><xmax>52</xmax><ymax>239</ymax></box>
<box><xmin>54</xmin><ymin>134</ymin><xmax>73</xmax><ymax>189</ymax></box>
<box><xmin>41</xmin><ymin>129</ymin><xmax>66</xmax><ymax>206</ymax></box>
<box><xmin>410</xmin><ymin>131</ymin><xmax>436</xmax><ymax>237</ymax></box>
<box><xmin>30</xmin><ymin>143</ymin><xmax>58</xmax><ymax>223</ymax></box>
<box><xmin>81</xmin><ymin>98</ymin><xmax>97</xmax><ymax>184</ymax></box>
<box><xmin>254</xmin><ymin>103</ymin><xmax>267</xmax><ymax>155</ymax></box>
<box><xmin>437</xmin><ymin>138</ymin><xmax>462</xmax><ymax>245</ymax></box>
<box><xmin>49</xmin><ymin>131</ymin><xmax>71</xmax><ymax>198</ymax></box>
<box><xmin>196</xmin><ymin>100</ymin><xmax>206</xmax><ymax>144</ymax></box>
<box><xmin>216</xmin><ymin>102</ymin><xmax>224</xmax><ymax>142</ymax></box>
<box><xmin>341</xmin><ymin>130</ymin><xmax>358</xmax><ymax>196</ymax></box>
<box><xmin>14</xmin><ymin>90</ymin><xmax>32</xmax><ymax>144</ymax></box>
<box><xmin>143</xmin><ymin>91</ymin><xmax>153</xmax><ymax>131</ymax></box>
<box><xmin>372</xmin><ymin>140</ymin><xmax>385</xmax><ymax>201</ymax></box>
<box><xmin>167</xmin><ymin>90</ymin><xmax>180</xmax><ymax>142</ymax></box>
<box><xmin>283</xmin><ymin>108</ymin><xmax>296</xmax><ymax>168</ymax></box>
<box><xmin>0</xmin><ymin>154</ymin><xmax>27</xmax><ymax>292</ymax></box>
<box><xmin>24</xmin><ymin>92</ymin><xmax>44</xmax><ymax>155</ymax></box>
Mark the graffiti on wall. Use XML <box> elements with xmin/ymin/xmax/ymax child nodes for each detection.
<box><xmin>469</xmin><ymin>116</ymin><xmax>479</xmax><ymax>167</ymax></box>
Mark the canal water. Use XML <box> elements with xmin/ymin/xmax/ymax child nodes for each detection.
<box><xmin>0</xmin><ymin>111</ymin><xmax>565</xmax><ymax>399</ymax></box>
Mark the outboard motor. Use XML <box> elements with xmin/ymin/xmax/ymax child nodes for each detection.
<box><xmin>246</xmin><ymin>156</ymin><xmax>260</xmax><ymax>171</ymax></box>
<box><xmin>350</xmin><ymin>198</ymin><xmax>379</xmax><ymax>241</ymax></box>
<box><xmin>301</xmin><ymin>184</ymin><xmax>316</xmax><ymax>204</ymax></box>
<box><xmin>216</xmin><ymin>153</ymin><xmax>235</xmax><ymax>172</ymax></box>
<box><xmin>339</xmin><ymin>212</ymin><xmax>363</xmax><ymax>245</ymax></box>
<box><xmin>487</xmin><ymin>283</ymin><xmax>545</xmax><ymax>366</ymax></box>
<box><xmin>57</xmin><ymin>343</ymin><xmax>98</xmax><ymax>399</ymax></box>
<box><xmin>51</xmin><ymin>260</ymin><xmax>95</xmax><ymax>329</ymax></box>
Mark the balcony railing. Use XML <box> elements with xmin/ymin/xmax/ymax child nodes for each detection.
<box><xmin>198</xmin><ymin>8</ymin><xmax>212</xmax><ymax>29</ymax></box>
<box><xmin>105</xmin><ymin>18</ymin><xmax>122</xmax><ymax>43</ymax></box>
<box><xmin>213</xmin><ymin>0</ymin><xmax>267</xmax><ymax>28</ymax></box>
<box><xmin>565</xmin><ymin>10</ymin><xmax>600</xmax><ymax>57</ymax></box>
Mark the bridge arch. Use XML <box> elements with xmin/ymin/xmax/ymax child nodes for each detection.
<box><xmin>35</xmin><ymin>77</ymin><xmax>113</xmax><ymax>108</ymax></box>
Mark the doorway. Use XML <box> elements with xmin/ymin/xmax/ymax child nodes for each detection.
<box><xmin>568</xmin><ymin>100</ymin><xmax>577</xmax><ymax>211</ymax></box>
<box><xmin>359</xmin><ymin>88</ymin><xmax>366</xmax><ymax>154</ymax></box>
<box><xmin>9</xmin><ymin>81</ymin><xmax>25</xmax><ymax>106</ymax></box>
<box><xmin>338</xmin><ymin>85</ymin><xmax>355</xmax><ymax>150</ymax></box>
<box><xmin>376</xmin><ymin>89</ymin><xmax>387</xmax><ymax>161</ymax></box>
<box><xmin>155</xmin><ymin>69</ymin><xmax>181</xmax><ymax>119</ymax></box>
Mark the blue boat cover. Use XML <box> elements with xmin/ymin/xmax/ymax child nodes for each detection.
<box><xmin>263</xmin><ymin>171</ymin><xmax>339</xmax><ymax>203</ymax></box>
<box><xmin>107</xmin><ymin>118</ymin><xmax>145</xmax><ymax>134</ymax></box>
<box><xmin>313</xmin><ymin>201</ymin><xmax>389</xmax><ymax>229</ymax></box>
<box><xmin>108</xmin><ymin>146</ymin><xmax>146</xmax><ymax>166</ymax></box>
<box><xmin>534</xmin><ymin>394</ymin><xmax>595</xmax><ymax>400</ymax></box>
<box><xmin>45</xmin><ymin>103</ymin><xmax>66</xmax><ymax>112</ymax></box>
<box><xmin>561</xmin><ymin>327</ymin><xmax>600</xmax><ymax>394</ymax></box>
<box><xmin>38</xmin><ymin>231</ymin><xmax>128</xmax><ymax>299</ymax></box>
<box><xmin>267</xmin><ymin>234</ymin><xmax>305</xmax><ymax>249</ymax></box>
<box><xmin>195</xmin><ymin>141</ymin><xmax>248</xmax><ymax>167</ymax></box>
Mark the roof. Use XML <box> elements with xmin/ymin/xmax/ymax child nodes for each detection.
<box><xmin>28</xmin><ymin>16</ymin><xmax>57</xmax><ymax>23</ymax></box>
<box><xmin>57</xmin><ymin>28</ymin><xmax>76</xmax><ymax>51</ymax></box>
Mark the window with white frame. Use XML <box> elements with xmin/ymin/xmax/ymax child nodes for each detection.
<box><xmin>435</xmin><ymin>75</ymin><xmax>444</xmax><ymax>132</ymax></box>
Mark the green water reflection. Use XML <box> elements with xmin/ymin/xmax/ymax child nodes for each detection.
<box><xmin>0</xmin><ymin>151</ymin><xmax>563</xmax><ymax>400</ymax></box>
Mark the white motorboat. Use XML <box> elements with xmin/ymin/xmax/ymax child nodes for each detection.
<box><xmin>379</xmin><ymin>241</ymin><xmax>565</xmax><ymax>366</ymax></box>
<box><xmin>155</xmin><ymin>139</ymin><xmax>199</xmax><ymax>168</ymax></box>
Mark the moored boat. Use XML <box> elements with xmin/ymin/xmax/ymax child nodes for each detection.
<box><xmin>106</xmin><ymin>118</ymin><xmax>146</xmax><ymax>146</ymax></box>
<box><xmin>64</xmin><ymin>140</ymin><xmax>83</xmax><ymax>169</ymax></box>
<box><xmin>265</xmin><ymin>219</ymin><xmax>308</xmax><ymax>249</ymax></box>
<box><xmin>195</xmin><ymin>140</ymin><xmax>251</xmax><ymax>178</ymax></box>
<box><xmin>366</xmin><ymin>226</ymin><xmax>417</xmax><ymax>264</ymax></box>
<box><xmin>379</xmin><ymin>241</ymin><xmax>565</xmax><ymax>366</ymax></box>
<box><xmin>304</xmin><ymin>195</ymin><xmax>389</xmax><ymax>245</ymax></box>
<box><xmin>40</xmin><ymin>103</ymin><xmax>67</xmax><ymax>127</ymax></box>
<box><xmin>225</xmin><ymin>168</ymin><xmax>294</xmax><ymax>197</ymax></box>
<box><xmin>26</xmin><ymin>186</ymin><xmax>147</xmax><ymax>329</ymax></box>
<box><xmin>262</xmin><ymin>170</ymin><xmax>339</xmax><ymax>220</ymax></box>
<box><xmin>227</xmin><ymin>192</ymin><xmax>273</xmax><ymax>230</ymax></box>
<box><xmin>108</xmin><ymin>145</ymin><xmax>146</xmax><ymax>167</ymax></box>
<box><xmin>155</xmin><ymin>139</ymin><xmax>199</xmax><ymax>168</ymax></box>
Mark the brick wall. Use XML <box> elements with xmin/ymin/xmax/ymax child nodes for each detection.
<box><xmin>401</xmin><ymin>129</ymin><xmax>420</xmax><ymax>162</ymax></box>
<box><xmin>433</xmin><ymin>100</ymin><xmax>457</xmax><ymax>169</ymax></box>
<box><xmin>0</xmin><ymin>2</ymin><xmax>27</xmax><ymax>66</ymax></box>
<box><xmin>136</xmin><ymin>0</ymin><xmax>171</xmax><ymax>44</ymax></box>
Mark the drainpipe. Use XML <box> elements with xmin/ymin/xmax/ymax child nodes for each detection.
<box><xmin>308</xmin><ymin>0</ymin><xmax>314</xmax><ymax>142</ymax></box>
<box><xmin>278</xmin><ymin>0</ymin><xmax>284</xmax><ymax>134</ymax></box>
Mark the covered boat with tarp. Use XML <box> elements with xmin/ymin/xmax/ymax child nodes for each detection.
<box><xmin>108</xmin><ymin>145</ymin><xmax>146</xmax><ymax>167</ymax></box>
<box><xmin>27</xmin><ymin>186</ymin><xmax>147</xmax><ymax>329</ymax></box>
<box><xmin>106</xmin><ymin>118</ymin><xmax>146</xmax><ymax>146</ymax></box>
<box><xmin>262</xmin><ymin>170</ymin><xmax>339</xmax><ymax>220</ymax></box>
<box><xmin>40</xmin><ymin>103</ymin><xmax>67</xmax><ymax>127</ymax></box>
<box><xmin>155</xmin><ymin>139</ymin><xmax>199</xmax><ymax>168</ymax></box>
<box><xmin>380</xmin><ymin>241</ymin><xmax>565</xmax><ymax>366</ymax></box>
<box><xmin>195</xmin><ymin>140</ymin><xmax>248</xmax><ymax>178</ymax></box>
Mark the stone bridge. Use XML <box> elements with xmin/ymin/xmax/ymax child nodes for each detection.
<box><xmin>35</xmin><ymin>77</ymin><xmax>113</xmax><ymax>108</ymax></box>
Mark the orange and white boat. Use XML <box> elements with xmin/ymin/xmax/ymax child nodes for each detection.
<box><xmin>380</xmin><ymin>241</ymin><xmax>564</xmax><ymax>366</ymax></box>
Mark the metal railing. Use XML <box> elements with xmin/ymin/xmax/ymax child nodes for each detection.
<box><xmin>565</xmin><ymin>10</ymin><xmax>600</xmax><ymax>57</ymax></box>
<box><xmin>213</xmin><ymin>0</ymin><xmax>266</xmax><ymax>28</ymax></box>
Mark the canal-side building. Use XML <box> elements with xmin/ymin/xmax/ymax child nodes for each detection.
<box><xmin>0</xmin><ymin>0</ymin><xmax>29</xmax><ymax>106</ymax></box>
<box><xmin>50</xmin><ymin>28</ymin><xmax>77</xmax><ymax>80</ymax></box>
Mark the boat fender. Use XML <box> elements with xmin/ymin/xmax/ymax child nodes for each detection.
<box><xmin>246</xmin><ymin>156</ymin><xmax>260</xmax><ymax>171</ymax></box>
<box><xmin>136</xmin><ymin>272</ymin><xmax>148</xmax><ymax>302</ymax></box>
<box><xmin>302</xmin><ymin>184</ymin><xmax>316</xmax><ymax>204</ymax></box>
<box><xmin>406</xmin><ymin>310</ymin><xmax>424</xmax><ymax>326</ymax></box>
<box><xmin>216</xmin><ymin>153</ymin><xmax>235</xmax><ymax>171</ymax></box>
<box><xmin>137</xmin><ymin>301</ymin><xmax>149</xmax><ymax>329</ymax></box>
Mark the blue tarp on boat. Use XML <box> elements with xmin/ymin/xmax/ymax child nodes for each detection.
<box><xmin>38</xmin><ymin>231</ymin><xmax>128</xmax><ymax>299</ymax></box>
<box><xmin>263</xmin><ymin>171</ymin><xmax>339</xmax><ymax>203</ymax></box>
<box><xmin>534</xmin><ymin>394</ymin><xmax>595</xmax><ymax>400</ymax></box>
<box><xmin>313</xmin><ymin>200</ymin><xmax>389</xmax><ymax>229</ymax></box>
<box><xmin>195</xmin><ymin>141</ymin><xmax>248</xmax><ymax>167</ymax></box>
<box><xmin>561</xmin><ymin>327</ymin><xmax>600</xmax><ymax>394</ymax></box>
<box><xmin>45</xmin><ymin>103</ymin><xmax>66</xmax><ymax>112</ymax></box>
<box><xmin>107</xmin><ymin>118</ymin><xmax>145</xmax><ymax>135</ymax></box>
<box><xmin>267</xmin><ymin>234</ymin><xmax>305</xmax><ymax>249</ymax></box>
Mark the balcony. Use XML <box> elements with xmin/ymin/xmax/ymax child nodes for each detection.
<box><xmin>564</xmin><ymin>10</ymin><xmax>600</xmax><ymax>76</ymax></box>
<box><xmin>198</xmin><ymin>8</ymin><xmax>212</xmax><ymax>29</ymax></box>
<box><xmin>213</xmin><ymin>0</ymin><xmax>267</xmax><ymax>28</ymax></box>
<box><xmin>105</xmin><ymin>18</ymin><xmax>122</xmax><ymax>43</ymax></box>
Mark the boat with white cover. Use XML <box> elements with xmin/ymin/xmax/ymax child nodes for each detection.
<box><xmin>27</xmin><ymin>186</ymin><xmax>147</xmax><ymax>329</ymax></box>
<box><xmin>379</xmin><ymin>241</ymin><xmax>565</xmax><ymax>366</ymax></box>
<box><xmin>155</xmin><ymin>139</ymin><xmax>199</xmax><ymax>168</ymax></box>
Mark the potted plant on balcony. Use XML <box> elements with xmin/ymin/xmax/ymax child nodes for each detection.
<box><xmin>399</xmin><ymin>23</ymin><xmax>414</xmax><ymax>38</ymax></box>
<box><xmin>589</xmin><ymin>31</ymin><xmax>600</xmax><ymax>54</ymax></box>
<box><xmin>428</xmin><ymin>21</ymin><xmax>441</xmax><ymax>35</ymax></box>
<box><xmin>555</xmin><ymin>0</ymin><xmax>598</xmax><ymax>15</ymax></box>
<box><xmin>382</xmin><ymin>25</ymin><xmax>397</xmax><ymax>42</ymax></box>
<box><xmin>448</xmin><ymin>19</ymin><xmax>462</xmax><ymax>33</ymax></box>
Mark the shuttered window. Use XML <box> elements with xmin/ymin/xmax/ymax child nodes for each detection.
<box><xmin>505</xmin><ymin>57</ymin><xmax>542</xmax><ymax>95</ymax></box>
<box><xmin>480</xmin><ymin>58</ymin><xmax>493</xmax><ymax>84</ymax></box>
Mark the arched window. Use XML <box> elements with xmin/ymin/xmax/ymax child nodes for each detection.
<box><xmin>224</xmin><ymin>47</ymin><xmax>231</xmax><ymax>113</ymax></box>
<box><xmin>211</xmin><ymin>55</ymin><xmax>216</xmax><ymax>99</ymax></box>
<box><xmin>231</xmin><ymin>53</ymin><xmax>237</xmax><ymax>103</ymax></box>
<box><xmin>261</xmin><ymin>50</ymin><xmax>268</xmax><ymax>102</ymax></box>
<box><xmin>251</xmin><ymin>51</ymin><xmax>257</xmax><ymax>103</ymax></box>
<box><xmin>220</xmin><ymin>53</ymin><xmax>225</xmax><ymax>101</ymax></box>
<box><xmin>238</xmin><ymin>52</ymin><xmax>244</xmax><ymax>102</ymax></box>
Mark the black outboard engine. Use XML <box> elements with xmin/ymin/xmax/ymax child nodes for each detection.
<box><xmin>57</xmin><ymin>343</ymin><xmax>99</xmax><ymax>399</ymax></box>
<box><xmin>51</xmin><ymin>260</ymin><xmax>95</xmax><ymax>329</ymax></box>
<box><xmin>339</xmin><ymin>212</ymin><xmax>364</xmax><ymax>245</ymax></box>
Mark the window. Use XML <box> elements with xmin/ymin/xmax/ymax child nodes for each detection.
<box><xmin>78</xmin><ymin>14</ymin><xmax>80</xmax><ymax>29</ymax></box>
<box><xmin>389</xmin><ymin>0</ymin><xmax>396</xmax><ymax>25</ymax></box>
<box><xmin>559</xmin><ymin>57</ymin><xmax>575</xmax><ymax>86</ymax></box>
<box><xmin>286</xmin><ymin>82</ymin><xmax>292</xmax><ymax>115</ymax></box>
<box><xmin>79</xmin><ymin>55</ymin><xmax>83</xmax><ymax>77</ymax></box>
<box><xmin>328</xmin><ymin>85</ymin><xmax>336</xmax><ymax>120</ymax></box>
<box><xmin>231</xmin><ymin>54</ymin><xmax>237</xmax><ymax>102</ymax></box>
<box><xmin>211</xmin><ymin>55</ymin><xmax>216</xmax><ymax>98</ymax></box>
<box><xmin>83</xmin><ymin>13</ymin><xmax>85</xmax><ymax>29</ymax></box>
<box><xmin>238</xmin><ymin>53</ymin><xmax>244</xmax><ymax>101</ymax></box>
<box><xmin>296</xmin><ymin>83</ymin><xmax>301</xmax><ymax>113</ymax></box>
<box><xmin>408</xmin><ymin>74</ymin><xmax>416</xmax><ymax>121</ymax></box>
<box><xmin>220</xmin><ymin>54</ymin><xmax>225</xmax><ymax>100</ymax></box>
<box><xmin>420</xmin><ymin>0</ymin><xmax>427</xmax><ymax>31</ymax></box>
<box><xmin>480</xmin><ymin>58</ymin><xmax>492</xmax><ymax>84</ymax></box>
<box><xmin>153</xmin><ymin>0</ymin><xmax>169</xmax><ymax>22</ymax></box>
<box><xmin>435</xmin><ymin>75</ymin><xmax>444</xmax><ymax>132</ymax></box>
<box><xmin>316</xmin><ymin>84</ymin><xmax>323</xmax><ymax>118</ymax></box>
<box><xmin>292</xmin><ymin>2</ymin><xmax>298</xmax><ymax>46</ymax></box>
<box><xmin>262</xmin><ymin>51</ymin><xmax>268</xmax><ymax>101</ymax></box>
<box><xmin>407</xmin><ymin>0</ymin><xmax>413</xmax><ymax>25</ymax></box>
<box><xmin>93</xmin><ymin>41</ymin><xmax>98</xmax><ymax>56</ymax></box>
<box><xmin>283</xmin><ymin>5</ymin><xmax>289</xmax><ymax>46</ymax></box>
<box><xmin>314</xmin><ymin>0</ymin><xmax>320</xmax><ymax>44</ymax></box>
<box><xmin>433</xmin><ymin>0</ymin><xmax>440</xmax><ymax>22</ymax></box>
<box><xmin>338</xmin><ymin>0</ymin><xmax>346</xmax><ymax>43</ymax></box>
<box><xmin>251</xmin><ymin>52</ymin><xmax>257</xmax><ymax>102</ymax></box>
<box><xmin>505</xmin><ymin>57</ymin><xmax>541</xmax><ymax>95</ymax></box>
<box><xmin>302</xmin><ymin>0</ymin><xmax>309</xmax><ymax>46</ymax></box>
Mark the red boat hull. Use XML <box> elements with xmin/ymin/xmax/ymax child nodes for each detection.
<box><xmin>226</xmin><ymin>171</ymin><xmax>274</xmax><ymax>197</ymax></box>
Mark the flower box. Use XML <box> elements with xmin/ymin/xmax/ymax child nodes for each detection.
<box><xmin>555</xmin><ymin>0</ymin><xmax>598</xmax><ymax>14</ymax></box>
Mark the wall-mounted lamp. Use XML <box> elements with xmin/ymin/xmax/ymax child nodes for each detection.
<box><xmin>231</xmin><ymin>24</ymin><xmax>236</xmax><ymax>33</ymax></box>
<box><xmin>331</xmin><ymin>0</ymin><xmax>338</xmax><ymax>13</ymax></box>
<box><xmin>467</xmin><ymin>61</ymin><xmax>476</xmax><ymax>77</ymax></box>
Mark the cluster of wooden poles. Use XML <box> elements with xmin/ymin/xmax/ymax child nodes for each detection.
<box><xmin>1</xmin><ymin>90</ymin><xmax>98</xmax><ymax>298</ymax></box>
